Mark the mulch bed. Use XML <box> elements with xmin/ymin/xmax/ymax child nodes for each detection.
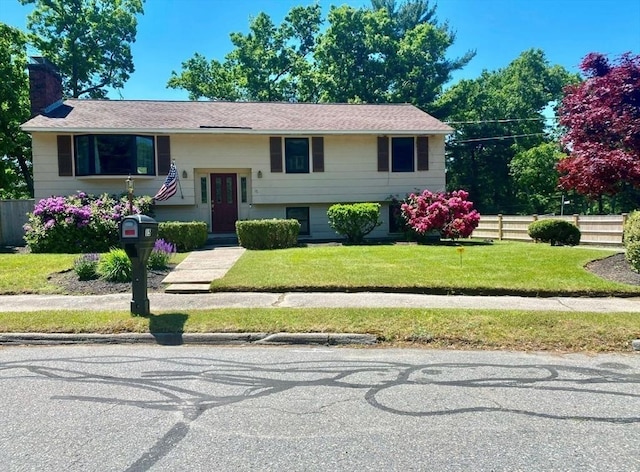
<box><xmin>584</xmin><ymin>252</ymin><xmax>640</xmax><ymax>286</ymax></box>
<box><xmin>47</xmin><ymin>267</ymin><xmax>173</xmax><ymax>295</ymax></box>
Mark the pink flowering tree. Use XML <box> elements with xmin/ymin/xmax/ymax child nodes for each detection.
<box><xmin>400</xmin><ymin>189</ymin><xmax>480</xmax><ymax>240</ymax></box>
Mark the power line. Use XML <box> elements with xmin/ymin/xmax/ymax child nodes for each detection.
<box><xmin>446</xmin><ymin>117</ymin><xmax>558</xmax><ymax>125</ymax></box>
<box><xmin>451</xmin><ymin>132</ymin><xmax>548</xmax><ymax>144</ymax></box>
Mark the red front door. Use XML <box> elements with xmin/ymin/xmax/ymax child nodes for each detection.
<box><xmin>211</xmin><ymin>173</ymin><xmax>238</xmax><ymax>233</ymax></box>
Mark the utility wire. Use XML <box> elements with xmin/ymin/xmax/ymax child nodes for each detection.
<box><xmin>450</xmin><ymin>132</ymin><xmax>548</xmax><ymax>144</ymax></box>
<box><xmin>446</xmin><ymin>117</ymin><xmax>558</xmax><ymax>125</ymax></box>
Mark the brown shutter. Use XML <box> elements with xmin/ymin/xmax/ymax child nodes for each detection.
<box><xmin>312</xmin><ymin>137</ymin><xmax>324</xmax><ymax>172</ymax></box>
<box><xmin>417</xmin><ymin>136</ymin><xmax>429</xmax><ymax>171</ymax></box>
<box><xmin>57</xmin><ymin>135</ymin><xmax>73</xmax><ymax>176</ymax></box>
<box><xmin>377</xmin><ymin>136</ymin><xmax>389</xmax><ymax>172</ymax></box>
<box><xmin>157</xmin><ymin>136</ymin><xmax>171</xmax><ymax>175</ymax></box>
<box><xmin>270</xmin><ymin>137</ymin><xmax>283</xmax><ymax>173</ymax></box>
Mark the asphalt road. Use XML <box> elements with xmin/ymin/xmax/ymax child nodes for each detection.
<box><xmin>1</xmin><ymin>346</ymin><xmax>639</xmax><ymax>472</ymax></box>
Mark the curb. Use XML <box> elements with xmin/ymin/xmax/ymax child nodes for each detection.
<box><xmin>0</xmin><ymin>332</ymin><xmax>379</xmax><ymax>346</ymax></box>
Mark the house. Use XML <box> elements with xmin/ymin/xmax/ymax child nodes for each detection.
<box><xmin>21</xmin><ymin>58</ymin><xmax>452</xmax><ymax>240</ymax></box>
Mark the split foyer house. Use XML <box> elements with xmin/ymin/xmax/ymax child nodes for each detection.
<box><xmin>21</xmin><ymin>58</ymin><xmax>452</xmax><ymax>240</ymax></box>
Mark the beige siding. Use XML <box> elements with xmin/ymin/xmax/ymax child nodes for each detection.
<box><xmin>31</xmin><ymin>131</ymin><xmax>446</xmax><ymax>238</ymax></box>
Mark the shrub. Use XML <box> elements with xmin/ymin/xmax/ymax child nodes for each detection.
<box><xmin>236</xmin><ymin>219</ymin><xmax>300</xmax><ymax>250</ymax></box>
<box><xmin>400</xmin><ymin>189</ymin><xmax>480</xmax><ymax>240</ymax></box>
<box><xmin>147</xmin><ymin>239</ymin><xmax>176</xmax><ymax>270</ymax></box>
<box><xmin>73</xmin><ymin>253</ymin><xmax>100</xmax><ymax>281</ymax></box>
<box><xmin>327</xmin><ymin>203</ymin><xmax>382</xmax><ymax>243</ymax></box>
<box><xmin>623</xmin><ymin>211</ymin><xmax>640</xmax><ymax>272</ymax></box>
<box><xmin>527</xmin><ymin>219</ymin><xmax>581</xmax><ymax>246</ymax></box>
<box><xmin>97</xmin><ymin>248</ymin><xmax>132</xmax><ymax>282</ymax></box>
<box><xmin>158</xmin><ymin>221</ymin><xmax>208</xmax><ymax>252</ymax></box>
<box><xmin>623</xmin><ymin>211</ymin><xmax>640</xmax><ymax>245</ymax></box>
<box><xmin>24</xmin><ymin>192</ymin><xmax>154</xmax><ymax>253</ymax></box>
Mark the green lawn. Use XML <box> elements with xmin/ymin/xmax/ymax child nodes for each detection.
<box><xmin>0</xmin><ymin>252</ymin><xmax>187</xmax><ymax>294</ymax></box>
<box><xmin>0</xmin><ymin>253</ymin><xmax>76</xmax><ymax>294</ymax></box>
<box><xmin>210</xmin><ymin>241</ymin><xmax>637</xmax><ymax>296</ymax></box>
<box><xmin>0</xmin><ymin>307</ymin><xmax>637</xmax><ymax>351</ymax></box>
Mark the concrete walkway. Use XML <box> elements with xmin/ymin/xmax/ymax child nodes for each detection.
<box><xmin>162</xmin><ymin>246</ymin><xmax>245</xmax><ymax>293</ymax></box>
<box><xmin>1</xmin><ymin>291</ymin><xmax>639</xmax><ymax>313</ymax></box>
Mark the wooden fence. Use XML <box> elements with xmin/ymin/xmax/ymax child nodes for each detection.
<box><xmin>474</xmin><ymin>214</ymin><xmax>627</xmax><ymax>246</ymax></box>
<box><xmin>0</xmin><ymin>199</ymin><xmax>34</xmax><ymax>246</ymax></box>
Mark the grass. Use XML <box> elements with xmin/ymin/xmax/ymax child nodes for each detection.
<box><xmin>210</xmin><ymin>241</ymin><xmax>638</xmax><ymax>296</ymax></box>
<box><xmin>0</xmin><ymin>253</ymin><xmax>77</xmax><ymax>294</ymax></box>
<box><xmin>0</xmin><ymin>308</ymin><xmax>638</xmax><ymax>352</ymax></box>
<box><xmin>0</xmin><ymin>251</ymin><xmax>188</xmax><ymax>294</ymax></box>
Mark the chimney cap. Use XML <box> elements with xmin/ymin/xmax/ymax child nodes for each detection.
<box><xmin>28</xmin><ymin>56</ymin><xmax>60</xmax><ymax>73</ymax></box>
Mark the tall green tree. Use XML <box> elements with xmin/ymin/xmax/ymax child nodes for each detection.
<box><xmin>20</xmin><ymin>0</ymin><xmax>145</xmax><ymax>98</ymax></box>
<box><xmin>315</xmin><ymin>2</ymin><xmax>474</xmax><ymax>107</ymax></box>
<box><xmin>435</xmin><ymin>49</ymin><xmax>578</xmax><ymax>213</ymax></box>
<box><xmin>509</xmin><ymin>142</ymin><xmax>565</xmax><ymax>214</ymax></box>
<box><xmin>168</xmin><ymin>2</ymin><xmax>472</xmax><ymax>109</ymax></box>
<box><xmin>168</xmin><ymin>5</ymin><xmax>322</xmax><ymax>101</ymax></box>
<box><xmin>0</xmin><ymin>23</ymin><xmax>32</xmax><ymax>198</ymax></box>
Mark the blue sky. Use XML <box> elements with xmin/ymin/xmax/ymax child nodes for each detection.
<box><xmin>1</xmin><ymin>0</ymin><xmax>639</xmax><ymax>100</ymax></box>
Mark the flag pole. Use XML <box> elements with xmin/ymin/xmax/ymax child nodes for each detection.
<box><xmin>175</xmin><ymin>160</ymin><xmax>184</xmax><ymax>199</ymax></box>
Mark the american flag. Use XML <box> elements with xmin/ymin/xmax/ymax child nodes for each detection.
<box><xmin>153</xmin><ymin>162</ymin><xmax>178</xmax><ymax>201</ymax></box>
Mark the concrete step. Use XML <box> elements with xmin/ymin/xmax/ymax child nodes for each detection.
<box><xmin>164</xmin><ymin>283</ymin><xmax>211</xmax><ymax>294</ymax></box>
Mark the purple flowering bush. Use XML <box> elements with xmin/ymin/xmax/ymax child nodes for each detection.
<box><xmin>400</xmin><ymin>189</ymin><xmax>481</xmax><ymax>241</ymax></box>
<box><xmin>147</xmin><ymin>239</ymin><xmax>177</xmax><ymax>270</ymax></box>
<box><xmin>24</xmin><ymin>192</ymin><xmax>154</xmax><ymax>253</ymax></box>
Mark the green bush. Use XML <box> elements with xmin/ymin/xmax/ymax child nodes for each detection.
<box><xmin>527</xmin><ymin>219</ymin><xmax>581</xmax><ymax>246</ymax></box>
<box><xmin>327</xmin><ymin>203</ymin><xmax>382</xmax><ymax>244</ymax></box>
<box><xmin>97</xmin><ymin>249</ymin><xmax>132</xmax><ymax>282</ymax></box>
<box><xmin>623</xmin><ymin>211</ymin><xmax>640</xmax><ymax>272</ymax></box>
<box><xmin>73</xmin><ymin>253</ymin><xmax>100</xmax><ymax>281</ymax></box>
<box><xmin>623</xmin><ymin>211</ymin><xmax>640</xmax><ymax>245</ymax></box>
<box><xmin>158</xmin><ymin>221</ymin><xmax>208</xmax><ymax>252</ymax></box>
<box><xmin>236</xmin><ymin>219</ymin><xmax>300</xmax><ymax>250</ymax></box>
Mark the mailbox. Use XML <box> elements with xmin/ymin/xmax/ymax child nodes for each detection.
<box><xmin>119</xmin><ymin>215</ymin><xmax>158</xmax><ymax>316</ymax></box>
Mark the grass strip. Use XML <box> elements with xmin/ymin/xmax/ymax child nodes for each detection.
<box><xmin>1</xmin><ymin>308</ymin><xmax>638</xmax><ymax>352</ymax></box>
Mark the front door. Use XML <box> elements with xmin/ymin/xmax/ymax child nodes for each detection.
<box><xmin>211</xmin><ymin>173</ymin><xmax>238</xmax><ymax>233</ymax></box>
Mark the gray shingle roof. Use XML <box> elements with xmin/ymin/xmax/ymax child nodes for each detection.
<box><xmin>21</xmin><ymin>100</ymin><xmax>453</xmax><ymax>134</ymax></box>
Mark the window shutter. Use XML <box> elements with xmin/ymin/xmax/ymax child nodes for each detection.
<box><xmin>312</xmin><ymin>137</ymin><xmax>324</xmax><ymax>172</ymax></box>
<box><xmin>270</xmin><ymin>137</ymin><xmax>283</xmax><ymax>173</ymax></box>
<box><xmin>157</xmin><ymin>136</ymin><xmax>171</xmax><ymax>175</ymax></box>
<box><xmin>377</xmin><ymin>136</ymin><xmax>389</xmax><ymax>172</ymax></box>
<box><xmin>57</xmin><ymin>135</ymin><xmax>73</xmax><ymax>176</ymax></box>
<box><xmin>417</xmin><ymin>136</ymin><xmax>429</xmax><ymax>171</ymax></box>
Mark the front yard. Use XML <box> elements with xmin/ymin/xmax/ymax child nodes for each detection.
<box><xmin>210</xmin><ymin>241</ymin><xmax>640</xmax><ymax>296</ymax></box>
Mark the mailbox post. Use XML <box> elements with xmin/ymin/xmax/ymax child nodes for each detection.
<box><xmin>119</xmin><ymin>215</ymin><xmax>158</xmax><ymax>316</ymax></box>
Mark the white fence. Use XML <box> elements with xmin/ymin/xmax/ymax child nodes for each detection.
<box><xmin>474</xmin><ymin>214</ymin><xmax>627</xmax><ymax>246</ymax></box>
<box><xmin>0</xmin><ymin>199</ymin><xmax>34</xmax><ymax>246</ymax></box>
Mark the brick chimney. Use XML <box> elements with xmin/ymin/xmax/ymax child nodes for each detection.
<box><xmin>27</xmin><ymin>57</ymin><xmax>63</xmax><ymax>117</ymax></box>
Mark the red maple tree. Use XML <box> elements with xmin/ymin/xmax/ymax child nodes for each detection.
<box><xmin>557</xmin><ymin>52</ymin><xmax>640</xmax><ymax>198</ymax></box>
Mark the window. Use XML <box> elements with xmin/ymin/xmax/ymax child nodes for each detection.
<box><xmin>391</xmin><ymin>137</ymin><xmax>415</xmax><ymax>172</ymax></box>
<box><xmin>240</xmin><ymin>177</ymin><xmax>247</xmax><ymax>203</ymax></box>
<box><xmin>74</xmin><ymin>135</ymin><xmax>155</xmax><ymax>176</ymax></box>
<box><xmin>286</xmin><ymin>207</ymin><xmax>310</xmax><ymax>235</ymax></box>
<box><xmin>285</xmin><ymin>138</ymin><xmax>309</xmax><ymax>173</ymax></box>
<box><xmin>200</xmin><ymin>177</ymin><xmax>208</xmax><ymax>204</ymax></box>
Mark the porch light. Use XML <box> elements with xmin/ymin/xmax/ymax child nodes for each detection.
<box><xmin>257</xmin><ymin>170</ymin><xmax>263</xmax><ymax>178</ymax></box>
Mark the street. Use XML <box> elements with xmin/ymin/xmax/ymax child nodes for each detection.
<box><xmin>1</xmin><ymin>345</ymin><xmax>638</xmax><ymax>471</ymax></box>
